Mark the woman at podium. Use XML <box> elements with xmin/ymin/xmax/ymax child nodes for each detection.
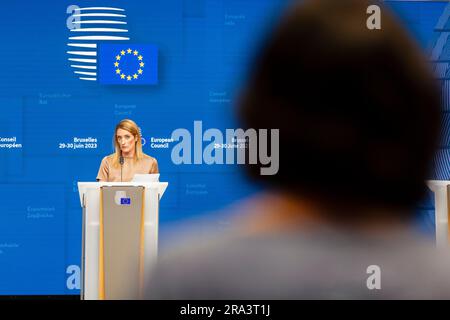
<box><xmin>96</xmin><ymin>119</ymin><xmax>159</xmax><ymax>182</ymax></box>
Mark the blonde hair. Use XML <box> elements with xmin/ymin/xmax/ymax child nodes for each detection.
<box><xmin>111</xmin><ymin>119</ymin><xmax>144</xmax><ymax>168</ymax></box>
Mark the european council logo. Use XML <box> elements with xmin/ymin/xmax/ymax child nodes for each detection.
<box><xmin>66</xmin><ymin>5</ymin><xmax>157</xmax><ymax>85</ymax></box>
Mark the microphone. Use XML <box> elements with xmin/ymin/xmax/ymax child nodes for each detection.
<box><xmin>119</xmin><ymin>156</ymin><xmax>124</xmax><ymax>182</ymax></box>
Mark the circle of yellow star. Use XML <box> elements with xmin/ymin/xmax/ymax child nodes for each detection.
<box><xmin>114</xmin><ymin>49</ymin><xmax>145</xmax><ymax>82</ymax></box>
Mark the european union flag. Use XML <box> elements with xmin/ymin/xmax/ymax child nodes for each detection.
<box><xmin>120</xmin><ymin>198</ymin><xmax>131</xmax><ymax>205</ymax></box>
<box><xmin>98</xmin><ymin>44</ymin><xmax>158</xmax><ymax>85</ymax></box>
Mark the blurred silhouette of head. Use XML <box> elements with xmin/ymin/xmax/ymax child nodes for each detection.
<box><xmin>239</xmin><ymin>0</ymin><xmax>441</xmax><ymax>218</ymax></box>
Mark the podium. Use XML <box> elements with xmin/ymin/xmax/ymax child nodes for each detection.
<box><xmin>78</xmin><ymin>181</ymin><xmax>168</xmax><ymax>300</ymax></box>
<box><xmin>427</xmin><ymin>180</ymin><xmax>450</xmax><ymax>247</ymax></box>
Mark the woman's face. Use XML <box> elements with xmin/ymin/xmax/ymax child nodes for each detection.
<box><xmin>116</xmin><ymin>128</ymin><xmax>137</xmax><ymax>155</ymax></box>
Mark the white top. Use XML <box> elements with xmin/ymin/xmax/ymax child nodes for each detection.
<box><xmin>77</xmin><ymin>181</ymin><xmax>168</xmax><ymax>207</ymax></box>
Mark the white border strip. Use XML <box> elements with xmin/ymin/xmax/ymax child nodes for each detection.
<box><xmin>67</xmin><ymin>43</ymin><xmax>97</xmax><ymax>48</ymax></box>
<box><xmin>68</xmin><ymin>58</ymin><xmax>97</xmax><ymax>63</ymax></box>
<box><xmin>74</xmin><ymin>20</ymin><xmax>127</xmax><ymax>25</ymax></box>
<box><xmin>74</xmin><ymin>7</ymin><xmax>125</xmax><ymax>11</ymax></box>
<box><xmin>67</xmin><ymin>51</ymin><xmax>97</xmax><ymax>56</ymax></box>
<box><xmin>71</xmin><ymin>65</ymin><xmax>97</xmax><ymax>70</ymax></box>
<box><xmin>69</xmin><ymin>36</ymin><xmax>130</xmax><ymax>41</ymax></box>
<box><xmin>72</xmin><ymin>13</ymin><xmax>126</xmax><ymax>18</ymax></box>
<box><xmin>75</xmin><ymin>71</ymin><xmax>97</xmax><ymax>76</ymax></box>
<box><xmin>71</xmin><ymin>28</ymin><xmax>128</xmax><ymax>33</ymax></box>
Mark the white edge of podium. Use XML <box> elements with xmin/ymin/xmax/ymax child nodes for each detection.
<box><xmin>426</xmin><ymin>180</ymin><xmax>449</xmax><ymax>247</ymax></box>
<box><xmin>77</xmin><ymin>181</ymin><xmax>168</xmax><ymax>300</ymax></box>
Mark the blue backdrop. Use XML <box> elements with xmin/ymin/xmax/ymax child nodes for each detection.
<box><xmin>0</xmin><ymin>0</ymin><xmax>446</xmax><ymax>295</ymax></box>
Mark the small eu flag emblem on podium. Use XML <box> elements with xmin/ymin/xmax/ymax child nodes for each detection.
<box><xmin>120</xmin><ymin>198</ymin><xmax>131</xmax><ymax>205</ymax></box>
<box><xmin>98</xmin><ymin>44</ymin><xmax>158</xmax><ymax>85</ymax></box>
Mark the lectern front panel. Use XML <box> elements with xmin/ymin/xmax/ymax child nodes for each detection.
<box><xmin>100</xmin><ymin>186</ymin><xmax>145</xmax><ymax>300</ymax></box>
